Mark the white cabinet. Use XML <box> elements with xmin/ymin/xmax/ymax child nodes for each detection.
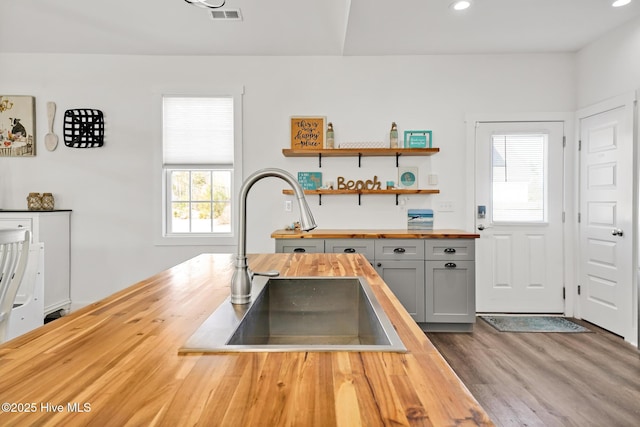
<box><xmin>0</xmin><ymin>210</ymin><xmax>71</xmax><ymax>316</ymax></box>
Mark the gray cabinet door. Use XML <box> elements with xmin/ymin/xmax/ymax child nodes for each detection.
<box><xmin>275</xmin><ymin>239</ymin><xmax>325</xmax><ymax>253</ymax></box>
<box><xmin>425</xmin><ymin>260</ymin><xmax>475</xmax><ymax>323</ymax></box>
<box><xmin>375</xmin><ymin>260</ymin><xmax>425</xmax><ymax>322</ymax></box>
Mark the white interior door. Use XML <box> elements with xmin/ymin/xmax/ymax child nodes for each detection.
<box><xmin>579</xmin><ymin>101</ymin><xmax>634</xmax><ymax>339</ymax></box>
<box><xmin>475</xmin><ymin>121</ymin><xmax>565</xmax><ymax>313</ymax></box>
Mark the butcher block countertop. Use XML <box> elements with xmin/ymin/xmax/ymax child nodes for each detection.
<box><xmin>271</xmin><ymin>228</ymin><xmax>480</xmax><ymax>239</ymax></box>
<box><xmin>0</xmin><ymin>253</ymin><xmax>492</xmax><ymax>426</ymax></box>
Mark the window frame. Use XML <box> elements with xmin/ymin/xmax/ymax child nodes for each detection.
<box><xmin>164</xmin><ymin>166</ymin><xmax>234</xmax><ymax>237</ymax></box>
<box><xmin>155</xmin><ymin>89</ymin><xmax>243</xmax><ymax>247</ymax></box>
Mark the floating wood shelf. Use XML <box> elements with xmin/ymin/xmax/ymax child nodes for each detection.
<box><xmin>282</xmin><ymin>188</ymin><xmax>440</xmax><ymax>205</ymax></box>
<box><xmin>282</xmin><ymin>147</ymin><xmax>439</xmax><ymax>167</ymax></box>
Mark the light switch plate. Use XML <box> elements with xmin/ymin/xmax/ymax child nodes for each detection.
<box><xmin>437</xmin><ymin>201</ymin><xmax>455</xmax><ymax>212</ymax></box>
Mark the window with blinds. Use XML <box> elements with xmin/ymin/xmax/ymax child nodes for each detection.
<box><xmin>162</xmin><ymin>96</ymin><xmax>234</xmax><ymax>235</ymax></box>
<box><xmin>491</xmin><ymin>133</ymin><xmax>547</xmax><ymax>222</ymax></box>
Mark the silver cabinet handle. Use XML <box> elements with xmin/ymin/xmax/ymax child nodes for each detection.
<box><xmin>611</xmin><ymin>228</ymin><xmax>624</xmax><ymax>236</ymax></box>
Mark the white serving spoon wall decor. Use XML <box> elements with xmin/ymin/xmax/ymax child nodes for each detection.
<box><xmin>44</xmin><ymin>101</ymin><xmax>58</xmax><ymax>151</ymax></box>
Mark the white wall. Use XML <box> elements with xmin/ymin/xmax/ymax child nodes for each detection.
<box><xmin>0</xmin><ymin>54</ymin><xmax>575</xmax><ymax>307</ymax></box>
<box><xmin>576</xmin><ymin>15</ymin><xmax>640</xmax><ymax>107</ymax></box>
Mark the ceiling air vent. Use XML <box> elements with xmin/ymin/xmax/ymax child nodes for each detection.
<box><xmin>210</xmin><ymin>9</ymin><xmax>242</xmax><ymax>21</ymax></box>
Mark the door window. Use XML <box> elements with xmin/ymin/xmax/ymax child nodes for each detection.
<box><xmin>491</xmin><ymin>133</ymin><xmax>547</xmax><ymax>223</ymax></box>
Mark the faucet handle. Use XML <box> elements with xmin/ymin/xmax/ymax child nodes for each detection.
<box><xmin>251</xmin><ymin>270</ymin><xmax>280</xmax><ymax>279</ymax></box>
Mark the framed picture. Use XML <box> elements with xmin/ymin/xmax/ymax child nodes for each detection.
<box><xmin>0</xmin><ymin>95</ymin><xmax>36</xmax><ymax>157</ymax></box>
<box><xmin>398</xmin><ymin>167</ymin><xmax>418</xmax><ymax>189</ymax></box>
<box><xmin>291</xmin><ymin>116</ymin><xmax>325</xmax><ymax>149</ymax></box>
<box><xmin>297</xmin><ymin>172</ymin><xmax>322</xmax><ymax>190</ymax></box>
<box><xmin>404</xmin><ymin>130</ymin><xmax>432</xmax><ymax>148</ymax></box>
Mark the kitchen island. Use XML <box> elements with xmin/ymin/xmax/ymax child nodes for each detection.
<box><xmin>0</xmin><ymin>253</ymin><xmax>492</xmax><ymax>426</ymax></box>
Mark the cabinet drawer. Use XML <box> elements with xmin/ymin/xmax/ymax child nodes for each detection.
<box><xmin>425</xmin><ymin>239</ymin><xmax>475</xmax><ymax>261</ymax></box>
<box><xmin>275</xmin><ymin>239</ymin><xmax>324</xmax><ymax>254</ymax></box>
<box><xmin>0</xmin><ymin>218</ymin><xmax>33</xmax><ymax>232</ymax></box>
<box><xmin>325</xmin><ymin>239</ymin><xmax>374</xmax><ymax>261</ymax></box>
<box><xmin>375</xmin><ymin>239</ymin><xmax>424</xmax><ymax>261</ymax></box>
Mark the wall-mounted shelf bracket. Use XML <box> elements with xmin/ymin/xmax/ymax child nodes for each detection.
<box><xmin>396</xmin><ymin>153</ymin><xmax>400</xmax><ymax>167</ymax></box>
<box><xmin>318</xmin><ymin>153</ymin><xmax>322</xmax><ymax>168</ymax></box>
<box><xmin>358</xmin><ymin>153</ymin><xmax>362</xmax><ymax>167</ymax></box>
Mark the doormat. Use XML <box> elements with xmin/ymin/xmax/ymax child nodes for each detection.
<box><xmin>480</xmin><ymin>316</ymin><xmax>591</xmax><ymax>333</ymax></box>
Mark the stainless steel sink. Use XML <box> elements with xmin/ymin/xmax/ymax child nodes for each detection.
<box><xmin>181</xmin><ymin>276</ymin><xmax>407</xmax><ymax>353</ymax></box>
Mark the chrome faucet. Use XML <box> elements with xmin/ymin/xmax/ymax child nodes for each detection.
<box><xmin>231</xmin><ymin>168</ymin><xmax>317</xmax><ymax>304</ymax></box>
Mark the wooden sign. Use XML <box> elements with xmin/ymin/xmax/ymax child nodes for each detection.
<box><xmin>337</xmin><ymin>176</ymin><xmax>382</xmax><ymax>190</ymax></box>
<box><xmin>291</xmin><ymin>116</ymin><xmax>325</xmax><ymax>149</ymax></box>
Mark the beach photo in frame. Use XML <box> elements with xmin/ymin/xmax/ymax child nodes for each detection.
<box><xmin>398</xmin><ymin>167</ymin><xmax>419</xmax><ymax>189</ymax></box>
<box><xmin>0</xmin><ymin>95</ymin><xmax>36</xmax><ymax>157</ymax></box>
<box><xmin>290</xmin><ymin>116</ymin><xmax>325</xmax><ymax>149</ymax></box>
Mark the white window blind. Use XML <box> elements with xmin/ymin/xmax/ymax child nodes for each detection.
<box><xmin>163</xmin><ymin>96</ymin><xmax>234</xmax><ymax>165</ymax></box>
<box><xmin>491</xmin><ymin>133</ymin><xmax>547</xmax><ymax>222</ymax></box>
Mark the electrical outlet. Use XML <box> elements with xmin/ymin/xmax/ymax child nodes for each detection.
<box><xmin>284</xmin><ymin>200</ymin><xmax>292</xmax><ymax>212</ymax></box>
<box><xmin>437</xmin><ymin>201</ymin><xmax>455</xmax><ymax>212</ymax></box>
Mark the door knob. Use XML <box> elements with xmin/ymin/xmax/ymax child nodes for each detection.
<box><xmin>477</xmin><ymin>224</ymin><xmax>490</xmax><ymax>231</ymax></box>
<box><xmin>611</xmin><ymin>228</ymin><xmax>624</xmax><ymax>236</ymax></box>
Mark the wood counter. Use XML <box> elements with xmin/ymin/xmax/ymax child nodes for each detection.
<box><xmin>271</xmin><ymin>229</ymin><xmax>480</xmax><ymax>239</ymax></box>
<box><xmin>0</xmin><ymin>253</ymin><xmax>492</xmax><ymax>426</ymax></box>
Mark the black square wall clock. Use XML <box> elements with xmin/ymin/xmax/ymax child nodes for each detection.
<box><xmin>63</xmin><ymin>109</ymin><xmax>104</xmax><ymax>148</ymax></box>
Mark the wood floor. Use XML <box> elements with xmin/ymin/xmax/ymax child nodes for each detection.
<box><xmin>427</xmin><ymin>318</ymin><xmax>640</xmax><ymax>427</ymax></box>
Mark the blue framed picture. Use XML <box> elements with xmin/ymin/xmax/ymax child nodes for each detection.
<box><xmin>404</xmin><ymin>130</ymin><xmax>432</xmax><ymax>148</ymax></box>
<box><xmin>398</xmin><ymin>167</ymin><xmax>418</xmax><ymax>189</ymax></box>
<box><xmin>297</xmin><ymin>172</ymin><xmax>322</xmax><ymax>190</ymax></box>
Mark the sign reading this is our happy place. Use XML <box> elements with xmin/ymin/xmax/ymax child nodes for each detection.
<box><xmin>291</xmin><ymin>116</ymin><xmax>325</xmax><ymax>149</ymax></box>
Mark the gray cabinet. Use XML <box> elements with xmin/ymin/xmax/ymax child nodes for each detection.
<box><xmin>374</xmin><ymin>239</ymin><xmax>425</xmax><ymax>322</ymax></box>
<box><xmin>274</xmin><ymin>236</ymin><xmax>476</xmax><ymax>331</ymax></box>
<box><xmin>423</xmin><ymin>239</ymin><xmax>475</xmax><ymax>332</ymax></box>
<box><xmin>375</xmin><ymin>260</ymin><xmax>425</xmax><ymax>322</ymax></box>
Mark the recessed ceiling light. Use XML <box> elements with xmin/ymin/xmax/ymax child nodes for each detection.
<box><xmin>612</xmin><ymin>0</ymin><xmax>631</xmax><ymax>7</ymax></box>
<box><xmin>451</xmin><ymin>1</ymin><xmax>472</xmax><ymax>11</ymax></box>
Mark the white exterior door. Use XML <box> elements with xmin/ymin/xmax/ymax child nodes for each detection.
<box><xmin>578</xmin><ymin>97</ymin><xmax>634</xmax><ymax>340</ymax></box>
<box><xmin>475</xmin><ymin>121</ymin><xmax>565</xmax><ymax>313</ymax></box>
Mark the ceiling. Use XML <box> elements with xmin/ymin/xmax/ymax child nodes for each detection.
<box><xmin>1</xmin><ymin>0</ymin><xmax>639</xmax><ymax>56</ymax></box>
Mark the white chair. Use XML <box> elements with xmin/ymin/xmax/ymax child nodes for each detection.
<box><xmin>7</xmin><ymin>240</ymin><xmax>44</xmax><ymax>341</ymax></box>
<box><xmin>0</xmin><ymin>229</ymin><xmax>31</xmax><ymax>343</ymax></box>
